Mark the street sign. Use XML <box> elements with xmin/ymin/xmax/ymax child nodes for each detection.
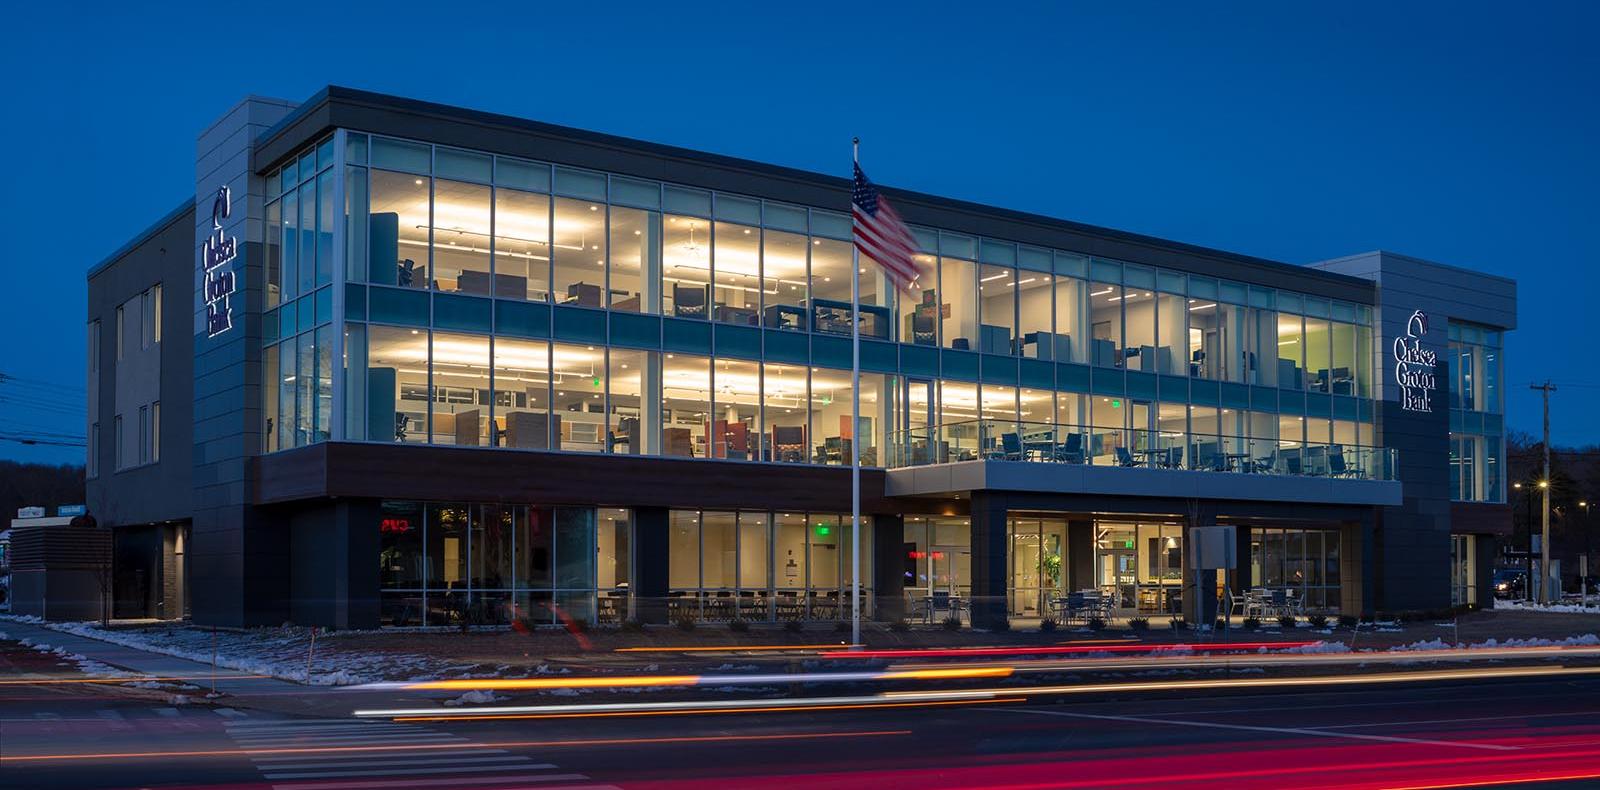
<box><xmin>1189</xmin><ymin>525</ymin><xmax>1237</xmax><ymax>570</ymax></box>
<box><xmin>57</xmin><ymin>505</ymin><xmax>86</xmax><ymax>517</ymax></box>
<box><xmin>16</xmin><ymin>507</ymin><xmax>44</xmax><ymax>519</ymax></box>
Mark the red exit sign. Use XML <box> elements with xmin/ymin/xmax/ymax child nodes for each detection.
<box><xmin>380</xmin><ymin>518</ymin><xmax>412</xmax><ymax>534</ymax></box>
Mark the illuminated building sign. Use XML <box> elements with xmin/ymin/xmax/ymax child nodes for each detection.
<box><xmin>202</xmin><ymin>185</ymin><xmax>238</xmax><ymax>337</ymax></box>
<box><xmin>1393</xmin><ymin>310</ymin><xmax>1438</xmax><ymax>412</ymax></box>
<box><xmin>380</xmin><ymin>518</ymin><xmax>412</xmax><ymax>534</ymax></box>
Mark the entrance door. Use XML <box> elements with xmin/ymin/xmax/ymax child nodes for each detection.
<box><xmin>903</xmin><ymin>378</ymin><xmax>936</xmax><ymax>464</ymax></box>
<box><xmin>929</xmin><ymin>545</ymin><xmax>970</xmax><ymax>597</ymax></box>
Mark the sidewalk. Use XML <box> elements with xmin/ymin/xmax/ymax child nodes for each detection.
<box><xmin>0</xmin><ymin>620</ymin><xmax>397</xmax><ymax>717</ymax></box>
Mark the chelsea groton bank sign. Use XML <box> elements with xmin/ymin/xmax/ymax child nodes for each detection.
<box><xmin>202</xmin><ymin>185</ymin><xmax>238</xmax><ymax>338</ymax></box>
<box><xmin>1393</xmin><ymin>310</ymin><xmax>1437</xmax><ymax>412</ymax></box>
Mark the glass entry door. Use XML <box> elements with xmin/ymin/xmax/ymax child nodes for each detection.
<box><xmin>1008</xmin><ymin>517</ymin><xmax>1068</xmax><ymax>617</ymax></box>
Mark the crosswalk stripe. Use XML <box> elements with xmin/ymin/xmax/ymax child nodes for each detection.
<box><xmin>229</xmin><ymin>727</ymin><xmax>427</xmax><ymax>740</ymax></box>
<box><xmin>272</xmin><ymin>776</ymin><xmax>617</xmax><ymax>790</ymax></box>
<box><xmin>214</xmin><ymin>708</ymin><xmax>247</xmax><ymax>718</ymax></box>
<box><xmin>256</xmin><ymin>755</ymin><xmax>535</xmax><ymax>771</ymax></box>
<box><xmin>154</xmin><ymin>708</ymin><xmax>180</xmax><ymax>718</ymax></box>
<box><xmin>252</xmin><ymin>748</ymin><xmax>509</xmax><ymax>763</ymax></box>
<box><xmin>235</xmin><ymin>735</ymin><xmax>468</xmax><ymax>747</ymax></box>
<box><xmin>264</xmin><ymin>766</ymin><xmax>577</xmax><ymax>781</ymax></box>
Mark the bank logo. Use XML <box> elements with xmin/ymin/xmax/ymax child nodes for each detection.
<box><xmin>1393</xmin><ymin>310</ymin><xmax>1437</xmax><ymax>412</ymax></box>
<box><xmin>202</xmin><ymin>185</ymin><xmax>238</xmax><ymax>338</ymax></box>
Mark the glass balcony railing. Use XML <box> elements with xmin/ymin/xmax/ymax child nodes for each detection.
<box><xmin>886</xmin><ymin>419</ymin><xmax>1397</xmax><ymax>481</ymax></box>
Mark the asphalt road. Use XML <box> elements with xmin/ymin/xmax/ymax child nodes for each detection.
<box><xmin>5</xmin><ymin>670</ymin><xmax>1600</xmax><ymax>789</ymax></box>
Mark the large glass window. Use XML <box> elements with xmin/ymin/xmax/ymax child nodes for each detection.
<box><xmin>429</xmin><ymin>331</ymin><xmax>490</xmax><ymax>446</ymax></box>
<box><xmin>662</xmin><ymin>353</ymin><xmax>710</xmax><ymax>457</ymax></box>
<box><xmin>430</xmin><ymin>179</ymin><xmax>492</xmax><ymax>295</ymax></box>
<box><xmin>608</xmin><ymin>205</ymin><xmax>658</xmax><ymax>312</ymax></box>
<box><xmin>607</xmin><ymin>347</ymin><xmax>646</xmax><ymax>454</ymax></box>
<box><xmin>1122</xmin><ymin>288</ymin><xmax>1156</xmax><ymax>372</ymax></box>
<box><xmin>898</xmin><ymin>253</ymin><xmax>940</xmax><ymax>345</ymax></box>
<box><xmin>1017</xmin><ymin>272</ymin><xmax>1053</xmax><ymax>359</ymax></box>
<box><xmin>367</xmin><ymin>170</ymin><xmax>430</xmax><ymax>289</ymax></box>
<box><xmin>1155</xmin><ymin>292</ymin><xmax>1185</xmax><ymax>375</ymax></box>
<box><xmin>713</xmin><ymin>222</ymin><xmax>761</xmax><ymax>325</ymax></box>
<box><xmin>941</xmin><ymin>255</ymin><xmax>978</xmax><ymax>350</ymax></box>
<box><xmin>493</xmin><ymin>188</ymin><xmax>551</xmax><ymax>301</ymax></box>
<box><xmin>764</xmin><ymin>363</ymin><xmax>808</xmax><ymax>463</ymax></box>
<box><xmin>1304</xmin><ymin>317</ymin><xmax>1332</xmax><ymax>394</ymax></box>
<box><xmin>551</xmin><ymin>343</ymin><xmax>605</xmax><ymax>451</ymax></box>
<box><xmin>552</xmin><ymin>197</ymin><xmax>607</xmax><ymax>307</ymax></box>
<box><xmin>1277</xmin><ymin>314</ymin><xmax>1304</xmax><ymax>390</ymax></box>
<box><xmin>1329</xmin><ymin>322</ymin><xmax>1358</xmax><ymax>396</ymax></box>
<box><xmin>714</xmin><ymin>358</ymin><xmax>761</xmax><ymax>461</ymax></box>
<box><xmin>493</xmin><ymin>337</ymin><xmax>552</xmax><ymax>449</ymax></box>
<box><xmin>811</xmin><ymin>239</ymin><xmax>865</xmax><ymax>336</ymax></box>
<box><xmin>663</xmin><ymin>215</ymin><xmax>712</xmax><ymax>319</ymax></box>
<box><xmin>978</xmin><ymin>263</ymin><xmax>1016</xmax><ymax>355</ymax></box>
<box><xmin>810</xmin><ymin>367</ymin><xmax>854</xmax><ymax>466</ymax></box>
<box><xmin>762</xmin><ymin>230</ymin><xmax>808</xmax><ymax>330</ymax></box>
<box><xmin>1089</xmin><ymin>280</ymin><xmax>1122</xmax><ymax>367</ymax></box>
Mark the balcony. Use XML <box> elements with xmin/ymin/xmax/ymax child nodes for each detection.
<box><xmin>884</xmin><ymin>420</ymin><xmax>1400</xmax><ymax>505</ymax></box>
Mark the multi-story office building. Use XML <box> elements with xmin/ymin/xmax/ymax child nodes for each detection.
<box><xmin>86</xmin><ymin>87</ymin><xmax>1515</xmax><ymax>629</ymax></box>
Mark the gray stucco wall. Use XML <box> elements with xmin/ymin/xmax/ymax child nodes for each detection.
<box><xmin>86</xmin><ymin>205</ymin><xmax>195</xmax><ymax>527</ymax></box>
<box><xmin>189</xmin><ymin>96</ymin><xmax>297</xmax><ymax>627</ymax></box>
<box><xmin>1314</xmin><ymin>251</ymin><xmax>1516</xmax><ymax>611</ymax></box>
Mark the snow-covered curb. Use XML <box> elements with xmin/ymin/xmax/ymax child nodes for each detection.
<box><xmin>1498</xmin><ymin>600</ymin><xmax>1600</xmax><ymax>614</ymax></box>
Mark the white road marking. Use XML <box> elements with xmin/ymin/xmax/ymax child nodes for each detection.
<box><xmin>265</xmin><ymin>766</ymin><xmax>576</xmax><ymax>781</ymax></box>
<box><xmin>271</xmin><ymin>776</ymin><xmax>616</xmax><ymax>790</ymax></box>
<box><xmin>251</xmin><ymin>748</ymin><xmax>509</xmax><ymax>763</ymax></box>
<box><xmin>258</xmin><ymin>755</ymin><xmax>535</xmax><ymax>771</ymax></box>
<box><xmin>213</xmin><ymin>707</ymin><xmax>247</xmax><ymax>718</ymax></box>
<box><xmin>154</xmin><ymin>708</ymin><xmax>179</xmax><ymax>718</ymax></box>
<box><xmin>234</xmin><ymin>735</ymin><xmax>469</xmax><ymax>747</ymax></box>
<box><xmin>998</xmin><ymin>707</ymin><xmax>1522</xmax><ymax>751</ymax></box>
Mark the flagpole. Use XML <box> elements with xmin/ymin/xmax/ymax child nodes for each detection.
<box><xmin>850</xmin><ymin>137</ymin><xmax>862</xmax><ymax>649</ymax></box>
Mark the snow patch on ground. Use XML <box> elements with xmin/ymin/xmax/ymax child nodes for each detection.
<box><xmin>34</xmin><ymin>620</ymin><xmax>449</xmax><ymax>686</ymax></box>
<box><xmin>1500</xmin><ymin>601</ymin><xmax>1600</xmax><ymax>614</ymax></box>
<box><xmin>443</xmin><ymin>690</ymin><xmax>510</xmax><ymax>706</ymax></box>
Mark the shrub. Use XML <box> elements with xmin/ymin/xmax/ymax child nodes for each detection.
<box><xmin>1168</xmin><ymin>617</ymin><xmax>1188</xmax><ymax>631</ymax></box>
<box><xmin>621</xmin><ymin>618</ymin><xmax>646</xmax><ymax>633</ymax></box>
<box><xmin>1306</xmin><ymin>614</ymin><xmax>1328</xmax><ymax>628</ymax></box>
<box><xmin>889</xmin><ymin>619</ymin><xmax>911</xmax><ymax>633</ymax></box>
<box><xmin>989</xmin><ymin>618</ymin><xmax>1011</xmax><ymax>633</ymax></box>
<box><xmin>1128</xmin><ymin>617</ymin><xmax>1150</xmax><ymax>632</ymax></box>
<box><xmin>1088</xmin><ymin>617</ymin><xmax>1107</xmax><ymax>632</ymax></box>
<box><xmin>783</xmin><ymin>618</ymin><xmax>805</xmax><ymax>633</ymax></box>
<box><xmin>1243</xmin><ymin>616</ymin><xmax>1261</xmax><ymax>630</ymax></box>
<box><xmin>942</xmin><ymin>615</ymin><xmax>964</xmax><ymax>631</ymax></box>
<box><xmin>1277</xmin><ymin>615</ymin><xmax>1297</xmax><ymax>629</ymax></box>
<box><xmin>1338</xmin><ymin>614</ymin><xmax>1359</xmax><ymax>628</ymax></box>
<box><xmin>1213</xmin><ymin>619</ymin><xmax>1227</xmax><ymax>631</ymax></box>
<box><xmin>728</xmin><ymin>619</ymin><xmax>749</xmax><ymax>633</ymax></box>
<box><xmin>674</xmin><ymin>616</ymin><xmax>698</xmax><ymax>632</ymax></box>
<box><xmin>1038</xmin><ymin>617</ymin><xmax>1059</xmax><ymax>633</ymax></box>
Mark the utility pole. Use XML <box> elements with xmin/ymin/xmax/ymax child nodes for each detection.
<box><xmin>1531</xmin><ymin>381</ymin><xmax>1556</xmax><ymax>604</ymax></box>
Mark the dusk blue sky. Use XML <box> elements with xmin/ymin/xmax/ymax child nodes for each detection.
<box><xmin>3</xmin><ymin>2</ymin><xmax>1595</xmax><ymax>465</ymax></box>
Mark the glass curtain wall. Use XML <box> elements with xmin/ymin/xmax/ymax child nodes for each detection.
<box><xmin>667</xmin><ymin>509</ymin><xmax>869</xmax><ymax>620</ymax></box>
<box><xmin>1249</xmin><ymin>527</ymin><xmax>1341</xmax><ymax>612</ymax></box>
<box><xmin>379</xmin><ymin>501</ymin><xmax>627</xmax><ymax>626</ymax></box>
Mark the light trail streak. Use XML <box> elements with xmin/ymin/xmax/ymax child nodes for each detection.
<box><xmin>392</xmin><ymin>665</ymin><xmax>1013</xmax><ymax>692</ymax></box>
<box><xmin>612</xmin><ymin>643</ymin><xmax>860</xmax><ymax>653</ymax></box>
<box><xmin>393</xmin><ymin>698</ymin><xmax>1026</xmax><ymax>722</ymax></box>
<box><xmin>0</xmin><ymin>729</ymin><xmax>911</xmax><ymax>763</ymax></box>
<box><xmin>887</xmin><ymin>644</ymin><xmax>1600</xmax><ymax>674</ymax></box>
<box><xmin>819</xmin><ymin>640</ymin><xmax>1323</xmax><ymax>659</ymax></box>
<box><xmin>356</xmin><ymin>690</ymin><xmax>1011</xmax><ymax>719</ymax></box>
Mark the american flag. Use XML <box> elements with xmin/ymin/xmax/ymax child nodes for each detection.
<box><xmin>852</xmin><ymin>163</ymin><xmax>921</xmax><ymax>289</ymax></box>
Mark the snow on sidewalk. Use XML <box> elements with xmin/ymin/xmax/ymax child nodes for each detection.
<box><xmin>1</xmin><ymin>615</ymin><xmax>468</xmax><ymax>686</ymax></box>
